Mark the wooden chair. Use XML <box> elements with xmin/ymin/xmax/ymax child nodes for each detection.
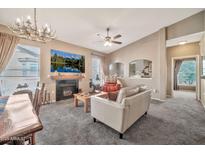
<box><xmin>13</xmin><ymin>89</ymin><xmax>33</xmax><ymax>102</ymax></box>
<box><xmin>36</xmin><ymin>81</ymin><xmax>40</xmax><ymax>87</ymax></box>
<box><xmin>33</xmin><ymin>82</ymin><xmax>45</xmax><ymax>115</ymax></box>
<box><xmin>29</xmin><ymin>83</ymin><xmax>45</xmax><ymax>144</ymax></box>
<box><xmin>16</xmin><ymin>83</ymin><xmax>29</xmax><ymax>89</ymax></box>
<box><xmin>32</xmin><ymin>88</ymin><xmax>41</xmax><ymax>115</ymax></box>
<box><xmin>20</xmin><ymin>83</ymin><xmax>45</xmax><ymax>145</ymax></box>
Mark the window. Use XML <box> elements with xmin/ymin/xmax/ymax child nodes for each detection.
<box><xmin>177</xmin><ymin>60</ymin><xmax>196</xmax><ymax>86</ymax></box>
<box><xmin>0</xmin><ymin>44</ymin><xmax>40</xmax><ymax>96</ymax></box>
<box><xmin>91</xmin><ymin>56</ymin><xmax>103</xmax><ymax>85</ymax></box>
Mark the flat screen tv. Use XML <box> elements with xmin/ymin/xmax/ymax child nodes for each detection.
<box><xmin>51</xmin><ymin>49</ymin><xmax>85</xmax><ymax>73</ymax></box>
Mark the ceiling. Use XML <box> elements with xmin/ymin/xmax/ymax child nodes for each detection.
<box><xmin>0</xmin><ymin>8</ymin><xmax>203</xmax><ymax>53</ymax></box>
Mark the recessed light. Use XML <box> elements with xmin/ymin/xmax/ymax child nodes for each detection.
<box><xmin>178</xmin><ymin>41</ymin><xmax>187</xmax><ymax>45</ymax></box>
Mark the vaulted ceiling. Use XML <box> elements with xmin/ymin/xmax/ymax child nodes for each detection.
<box><xmin>0</xmin><ymin>8</ymin><xmax>203</xmax><ymax>53</ymax></box>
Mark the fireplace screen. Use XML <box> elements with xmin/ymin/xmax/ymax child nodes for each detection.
<box><xmin>63</xmin><ymin>88</ymin><xmax>73</xmax><ymax>97</ymax></box>
<box><xmin>56</xmin><ymin>80</ymin><xmax>78</xmax><ymax>101</ymax></box>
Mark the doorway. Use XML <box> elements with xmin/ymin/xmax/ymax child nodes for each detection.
<box><xmin>171</xmin><ymin>56</ymin><xmax>200</xmax><ymax>100</ymax></box>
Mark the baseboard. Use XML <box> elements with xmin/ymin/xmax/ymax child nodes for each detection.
<box><xmin>201</xmin><ymin>101</ymin><xmax>205</xmax><ymax>110</ymax></box>
<box><xmin>166</xmin><ymin>95</ymin><xmax>172</xmax><ymax>98</ymax></box>
<box><xmin>151</xmin><ymin>97</ymin><xmax>166</xmax><ymax>102</ymax></box>
<box><xmin>193</xmin><ymin>99</ymin><xmax>205</xmax><ymax>111</ymax></box>
<box><xmin>203</xmin><ymin>104</ymin><xmax>205</xmax><ymax>110</ymax></box>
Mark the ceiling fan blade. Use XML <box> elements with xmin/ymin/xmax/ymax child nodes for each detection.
<box><xmin>111</xmin><ymin>41</ymin><xmax>122</xmax><ymax>44</ymax></box>
<box><xmin>113</xmin><ymin>34</ymin><xmax>122</xmax><ymax>39</ymax></box>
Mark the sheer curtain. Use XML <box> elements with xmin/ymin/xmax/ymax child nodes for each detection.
<box><xmin>91</xmin><ymin>53</ymin><xmax>106</xmax><ymax>85</ymax></box>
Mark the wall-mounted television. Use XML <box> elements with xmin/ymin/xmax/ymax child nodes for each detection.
<box><xmin>51</xmin><ymin>49</ymin><xmax>85</xmax><ymax>73</ymax></box>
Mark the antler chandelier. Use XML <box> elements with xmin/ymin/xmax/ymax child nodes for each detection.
<box><xmin>8</xmin><ymin>8</ymin><xmax>56</xmax><ymax>42</ymax></box>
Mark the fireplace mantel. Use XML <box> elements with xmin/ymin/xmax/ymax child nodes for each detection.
<box><xmin>50</xmin><ymin>74</ymin><xmax>85</xmax><ymax>80</ymax></box>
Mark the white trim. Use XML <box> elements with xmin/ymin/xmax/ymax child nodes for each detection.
<box><xmin>199</xmin><ymin>98</ymin><xmax>205</xmax><ymax>110</ymax></box>
<box><xmin>166</xmin><ymin>32</ymin><xmax>203</xmax><ymax>47</ymax></box>
<box><xmin>203</xmin><ymin>104</ymin><xmax>205</xmax><ymax>110</ymax></box>
<box><xmin>151</xmin><ymin>97</ymin><xmax>166</xmax><ymax>102</ymax></box>
<box><xmin>166</xmin><ymin>95</ymin><xmax>172</xmax><ymax>98</ymax></box>
<box><xmin>171</xmin><ymin>55</ymin><xmax>200</xmax><ymax>100</ymax></box>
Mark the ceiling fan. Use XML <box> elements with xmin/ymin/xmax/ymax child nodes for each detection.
<box><xmin>97</xmin><ymin>28</ymin><xmax>122</xmax><ymax>47</ymax></box>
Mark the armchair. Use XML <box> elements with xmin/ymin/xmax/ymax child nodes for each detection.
<box><xmin>91</xmin><ymin>88</ymin><xmax>152</xmax><ymax>139</ymax></box>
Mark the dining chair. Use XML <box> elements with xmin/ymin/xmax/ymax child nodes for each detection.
<box><xmin>33</xmin><ymin>82</ymin><xmax>45</xmax><ymax>113</ymax></box>
<box><xmin>36</xmin><ymin>81</ymin><xmax>40</xmax><ymax>87</ymax></box>
<box><xmin>20</xmin><ymin>83</ymin><xmax>45</xmax><ymax>145</ymax></box>
<box><xmin>32</xmin><ymin>87</ymin><xmax>41</xmax><ymax>115</ymax></box>
<box><xmin>13</xmin><ymin>89</ymin><xmax>33</xmax><ymax>102</ymax></box>
<box><xmin>16</xmin><ymin>83</ymin><xmax>29</xmax><ymax>89</ymax></box>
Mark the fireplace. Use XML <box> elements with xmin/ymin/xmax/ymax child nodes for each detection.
<box><xmin>56</xmin><ymin>79</ymin><xmax>79</xmax><ymax>101</ymax></box>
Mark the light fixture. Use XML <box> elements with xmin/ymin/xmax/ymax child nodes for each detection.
<box><xmin>178</xmin><ymin>41</ymin><xmax>187</xmax><ymax>45</ymax></box>
<box><xmin>8</xmin><ymin>8</ymin><xmax>56</xmax><ymax>43</ymax></box>
<box><xmin>104</xmin><ymin>41</ymin><xmax>112</xmax><ymax>47</ymax></box>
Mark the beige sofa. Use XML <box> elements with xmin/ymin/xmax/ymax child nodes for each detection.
<box><xmin>91</xmin><ymin>84</ymin><xmax>152</xmax><ymax>139</ymax></box>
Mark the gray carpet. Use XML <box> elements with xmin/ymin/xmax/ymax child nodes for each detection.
<box><xmin>36</xmin><ymin>94</ymin><xmax>205</xmax><ymax>145</ymax></box>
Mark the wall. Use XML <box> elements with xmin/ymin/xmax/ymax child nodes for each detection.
<box><xmin>166</xmin><ymin>11</ymin><xmax>205</xmax><ymax>40</ymax></box>
<box><xmin>201</xmin><ymin>79</ymin><xmax>205</xmax><ymax>108</ymax></box>
<box><xmin>106</xmin><ymin>29</ymin><xmax>167</xmax><ymax>100</ymax></box>
<box><xmin>166</xmin><ymin>10</ymin><xmax>205</xmax><ymax>107</ymax></box>
<box><xmin>166</xmin><ymin>42</ymin><xmax>200</xmax><ymax>96</ymax></box>
<box><xmin>200</xmin><ymin>11</ymin><xmax>205</xmax><ymax>108</ymax></box>
<box><xmin>0</xmin><ymin>24</ymin><xmax>101</xmax><ymax>101</ymax></box>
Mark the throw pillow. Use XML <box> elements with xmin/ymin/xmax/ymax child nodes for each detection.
<box><xmin>126</xmin><ymin>87</ymin><xmax>140</xmax><ymax>97</ymax></box>
<box><xmin>116</xmin><ymin>87</ymin><xmax>128</xmax><ymax>103</ymax></box>
<box><xmin>139</xmin><ymin>85</ymin><xmax>147</xmax><ymax>92</ymax></box>
<box><xmin>117</xmin><ymin>77</ymin><xmax>127</xmax><ymax>87</ymax></box>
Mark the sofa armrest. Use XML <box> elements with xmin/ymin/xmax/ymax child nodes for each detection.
<box><xmin>91</xmin><ymin>96</ymin><xmax>125</xmax><ymax>133</ymax></box>
<box><xmin>121</xmin><ymin>89</ymin><xmax>152</xmax><ymax>130</ymax></box>
<box><xmin>91</xmin><ymin>95</ymin><xmax>123</xmax><ymax>109</ymax></box>
<box><xmin>95</xmin><ymin>92</ymin><xmax>109</xmax><ymax>99</ymax></box>
<box><xmin>121</xmin><ymin>89</ymin><xmax>152</xmax><ymax>107</ymax></box>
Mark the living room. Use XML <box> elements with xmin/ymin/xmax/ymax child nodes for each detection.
<box><xmin>0</xmin><ymin>1</ymin><xmax>205</xmax><ymax>150</ymax></box>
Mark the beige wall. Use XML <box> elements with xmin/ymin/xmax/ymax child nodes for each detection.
<box><xmin>200</xmin><ymin>11</ymin><xmax>205</xmax><ymax>108</ymax></box>
<box><xmin>0</xmin><ymin>24</ymin><xmax>101</xmax><ymax>101</ymax></box>
<box><xmin>106</xmin><ymin>29</ymin><xmax>167</xmax><ymax>100</ymax></box>
<box><xmin>166</xmin><ymin>42</ymin><xmax>200</xmax><ymax>96</ymax></box>
<box><xmin>167</xmin><ymin>11</ymin><xmax>205</xmax><ymax>40</ymax></box>
<box><xmin>201</xmin><ymin>79</ymin><xmax>205</xmax><ymax>108</ymax></box>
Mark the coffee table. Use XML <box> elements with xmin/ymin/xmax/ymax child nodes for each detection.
<box><xmin>73</xmin><ymin>92</ymin><xmax>108</xmax><ymax>112</ymax></box>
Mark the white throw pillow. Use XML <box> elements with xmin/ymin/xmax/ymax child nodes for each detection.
<box><xmin>117</xmin><ymin>78</ymin><xmax>127</xmax><ymax>87</ymax></box>
<box><xmin>116</xmin><ymin>87</ymin><xmax>129</xmax><ymax>103</ymax></box>
<box><xmin>139</xmin><ymin>85</ymin><xmax>147</xmax><ymax>92</ymax></box>
<box><xmin>116</xmin><ymin>87</ymin><xmax>140</xmax><ymax>103</ymax></box>
<box><xmin>126</xmin><ymin>87</ymin><xmax>140</xmax><ymax>97</ymax></box>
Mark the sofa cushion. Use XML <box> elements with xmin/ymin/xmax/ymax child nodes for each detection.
<box><xmin>116</xmin><ymin>86</ymin><xmax>140</xmax><ymax>103</ymax></box>
<box><xmin>139</xmin><ymin>85</ymin><xmax>147</xmax><ymax>92</ymax></box>
<box><xmin>117</xmin><ymin>78</ymin><xmax>127</xmax><ymax>87</ymax></box>
<box><xmin>116</xmin><ymin>87</ymin><xmax>128</xmax><ymax>103</ymax></box>
<box><xmin>126</xmin><ymin>87</ymin><xmax>140</xmax><ymax>97</ymax></box>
